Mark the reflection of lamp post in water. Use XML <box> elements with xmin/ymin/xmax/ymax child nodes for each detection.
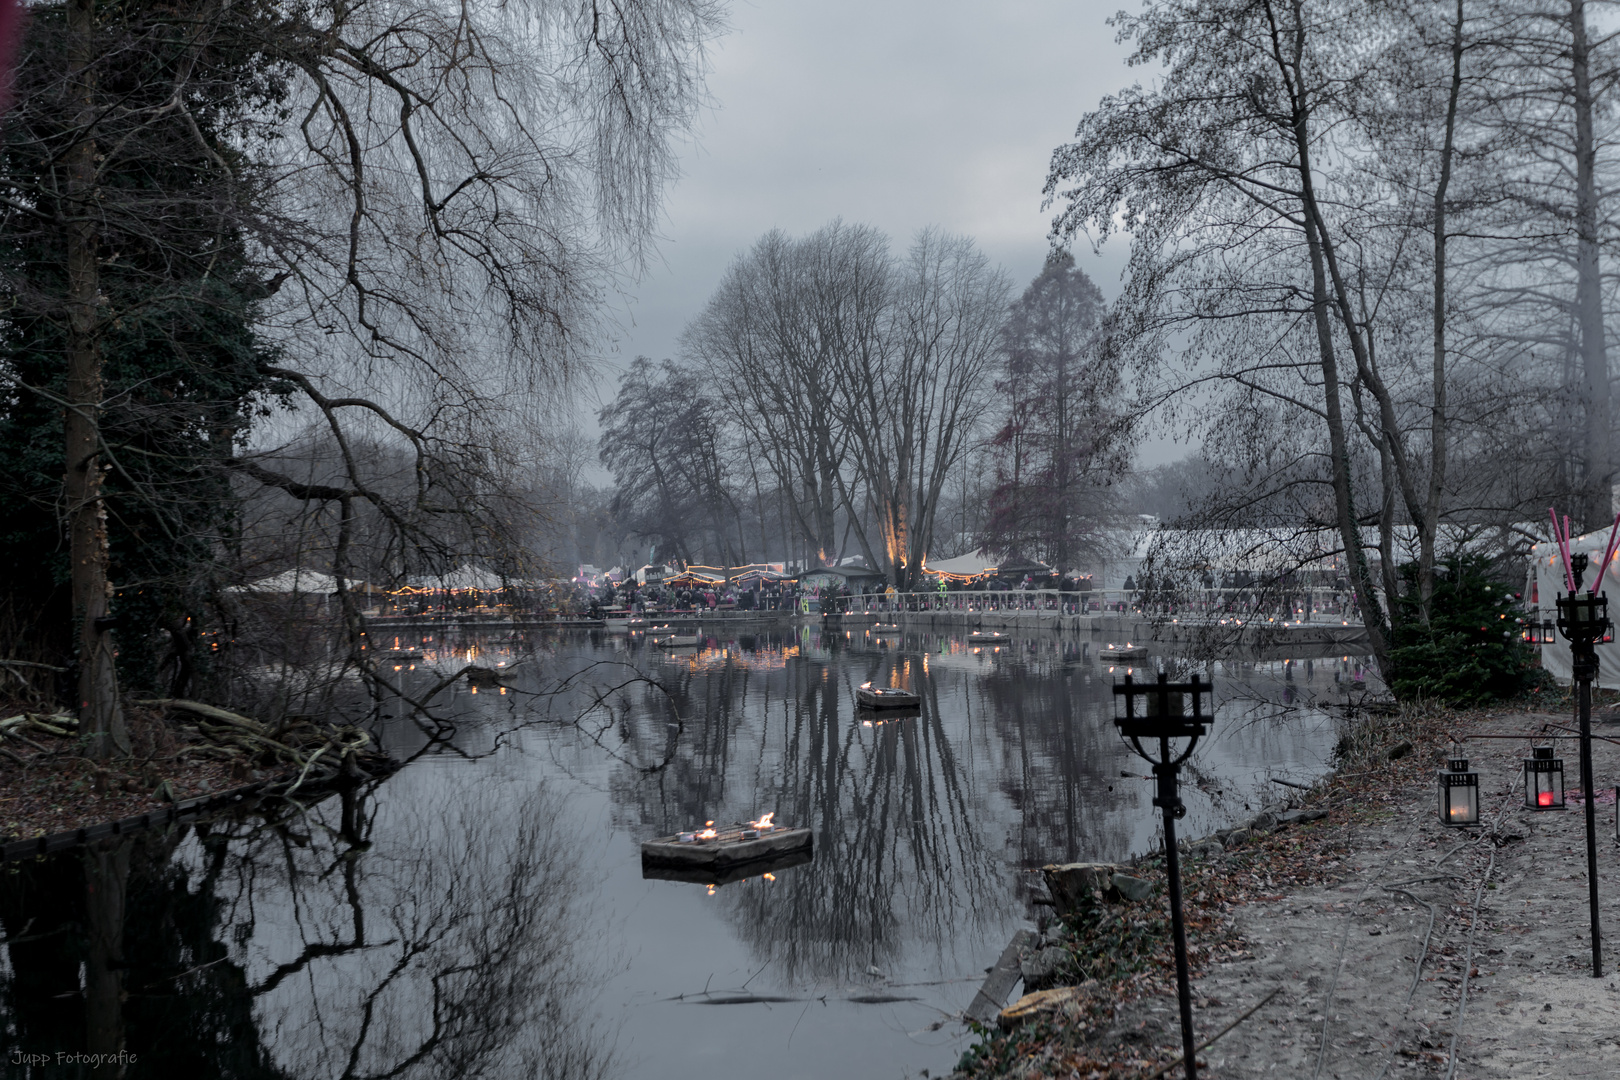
<box><xmin>1555</xmin><ymin>551</ymin><xmax>1609</xmax><ymax>978</ymax></box>
<box><xmin>1113</xmin><ymin>671</ymin><xmax>1213</xmax><ymax>1080</ymax></box>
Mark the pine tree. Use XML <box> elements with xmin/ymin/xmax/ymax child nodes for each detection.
<box><xmin>982</xmin><ymin>254</ymin><xmax>1128</xmax><ymax>573</ymax></box>
<box><xmin>1388</xmin><ymin>554</ymin><xmax>1544</xmax><ymax>704</ymax></box>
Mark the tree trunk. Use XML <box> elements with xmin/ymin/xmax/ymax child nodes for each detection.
<box><xmin>1419</xmin><ymin>0</ymin><xmax>1465</xmax><ymax>625</ymax></box>
<box><xmin>65</xmin><ymin>0</ymin><xmax>126</xmax><ymax>757</ymax></box>
<box><xmin>1571</xmin><ymin>0</ymin><xmax>1612</xmax><ymax>531</ymax></box>
<box><xmin>1281</xmin><ymin>3</ymin><xmax>1394</xmax><ymax>676</ymax></box>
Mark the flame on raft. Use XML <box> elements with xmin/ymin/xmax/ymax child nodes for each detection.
<box><xmin>860</xmin><ymin>681</ymin><xmax>872</xmax><ymax>689</ymax></box>
<box><xmin>748</xmin><ymin>812</ymin><xmax>775</xmax><ymax>830</ymax></box>
<box><xmin>698</xmin><ymin>819</ymin><xmax>717</xmax><ymax>840</ymax></box>
<box><xmin>764</xmin><ymin>873</ymin><xmax>776</xmax><ymax>882</ymax></box>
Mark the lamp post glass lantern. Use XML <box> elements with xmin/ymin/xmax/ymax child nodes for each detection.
<box><xmin>1554</xmin><ymin>583</ymin><xmax>1611</xmax><ymax>978</ymax></box>
<box><xmin>1438</xmin><ymin>758</ymin><xmax>1480</xmax><ymax>826</ymax></box>
<box><xmin>1111</xmin><ymin>671</ymin><xmax>1214</xmax><ymax>1080</ymax></box>
<box><xmin>1556</xmin><ymin>590</ymin><xmax>1609</xmax><ymax>642</ymax></box>
<box><xmin>1523</xmin><ymin>747</ymin><xmax>1565</xmax><ymax>809</ymax></box>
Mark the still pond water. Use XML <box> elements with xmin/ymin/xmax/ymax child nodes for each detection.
<box><xmin>0</xmin><ymin>627</ymin><xmax>1368</xmax><ymax>1079</ymax></box>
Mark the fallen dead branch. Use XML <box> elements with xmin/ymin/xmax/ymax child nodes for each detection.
<box><xmin>134</xmin><ymin>698</ymin><xmax>386</xmax><ymax>795</ymax></box>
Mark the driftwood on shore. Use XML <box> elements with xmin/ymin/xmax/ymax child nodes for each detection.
<box><xmin>136</xmin><ymin>698</ymin><xmax>390</xmax><ymax>794</ymax></box>
<box><xmin>0</xmin><ymin>713</ymin><xmax>81</xmax><ymax>762</ymax></box>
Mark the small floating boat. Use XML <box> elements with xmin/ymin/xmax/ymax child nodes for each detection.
<box><xmin>641</xmin><ymin>814</ymin><xmax>812</xmax><ymax>879</ymax></box>
<box><xmin>967</xmin><ymin>631</ymin><xmax>1007</xmax><ymax>644</ymax></box>
<box><xmin>856</xmin><ymin>683</ymin><xmax>921</xmax><ymax>709</ymax></box>
<box><xmin>871</xmin><ymin>623</ymin><xmax>901</xmax><ymax>633</ymax></box>
<box><xmin>1102</xmin><ymin>644</ymin><xmax>1149</xmax><ymax>661</ymax></box>
<box><xmin>652</xmin><ymin>632</ymin><xmax>699</xmax><ymax>648</ymax></box>
<box><xmin>462</xmin><ymin>664</ymin><xmax>508</xmax><ymax>685</ymax></box>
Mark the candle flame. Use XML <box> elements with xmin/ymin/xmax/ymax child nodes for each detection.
<box><xmin>764</xmin><ymin>873</ymin><xmax>776</xmax><ymax>882</ymax></box>
<box><xmin>748</xmin><ymin>812</ymin><xmax>775</xmax><ymax>829</ymax></box>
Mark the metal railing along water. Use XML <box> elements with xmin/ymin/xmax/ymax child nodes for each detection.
<box><xmin>839</xmin><ymin>587</ymin><xmax>1364</xmax><ymax>624</ymax></box>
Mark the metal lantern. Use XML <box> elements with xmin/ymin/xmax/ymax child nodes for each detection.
<box><xmin>1111</xmin><ymin>671</ymin><xmax>1214</xmax><ymax>1080</ymax></box>
<box><xmin>1523</xmin><ymin>746</ymin><xmax>1565</xmax><ymax>809</ymax></box>
<box><xmin>1556</xmin><ymin>590</ymin><xmax>1611</xmax><ymax>645</ymax></box>
<box><xmin>1438</xmin><ymin>757</ymin><xmax>1480</xmax><ymax>826</ymax></box>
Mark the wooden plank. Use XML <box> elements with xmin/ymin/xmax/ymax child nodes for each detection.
<box><xmin>965</xmin><ymin>929</ymin><xmax>1035</xmax><ymax>1026</ymax></box>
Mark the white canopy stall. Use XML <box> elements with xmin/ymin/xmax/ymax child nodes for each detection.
<box><xmin>1529</xmin><ymin>530</ymin><xmax>1620</xmax><ymax>688</ymax></box>
<box><xmin>233</xmin><ymin>569</ymin><xmax>339</xmax><ymax>594</ymax></box>
<box><xmin>920</xmin><ymin>551</ymin><xmax>1000</xmax><ymax>580</ymax></box>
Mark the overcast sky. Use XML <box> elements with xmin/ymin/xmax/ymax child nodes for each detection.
<box><xmin>593</xmin><ymin>0</ymin><xmax>1139</xmax><ymax>410</ymax></box>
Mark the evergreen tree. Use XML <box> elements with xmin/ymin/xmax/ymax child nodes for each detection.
<box><xmin>0</xmin><ymin>0</ymin><xmax>289</xmax><ymax>704</ymax></box>
<box><xmin>982</xmin><ymin>254</ymin><xmax>1129</xmax><ymax>573</ymax></box>
<box><xmin>1388</xmin><ymin>554</ymin><xmax>1544</xmax><ymax>704</ymax></box>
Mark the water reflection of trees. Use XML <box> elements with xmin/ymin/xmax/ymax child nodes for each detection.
<box><xmin>602</xmin><ymin>631</ymin><xmax>1014</xmax><ymax>984</ymax></box>
<box><xmin>974</xmin><ymin>640</ymin><xmax>1138</xmax><ymax>868</ymax></box>
<box><xmin>0</xmin><ymin>780</ymin><xmax>613</xmax><ymax>1079</ymax></box>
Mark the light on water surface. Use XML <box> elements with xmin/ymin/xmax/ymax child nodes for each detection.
<box><xmin>0</xmin><ymin>628</ymin><xmax>1364</xmax><ymax>1080</ymax></box>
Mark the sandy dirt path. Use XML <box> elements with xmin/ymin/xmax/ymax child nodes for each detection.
<box><xmin>1153</xmin><ymin>709</ymin><xmax>1620</xmax><ymax>1079</ymax></box>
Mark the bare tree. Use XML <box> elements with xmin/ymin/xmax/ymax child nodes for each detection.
<box><xmin>598</xmin><ymin>357</ymin><xmax>749</xmax><ymax>565</ymax></box>
<box><xmin>834</xmin><ymin>227</ymin><xmax>1010</xmax><ymax>588</ymax></box>
<box><xmin>682</xmin><ymin>222</ymin><xmax>1007</xmax><ymax>584</ymax></box>
<box><xmin>0</xmin><ymin>0</ymin><xmax>725</xmax><ymax>743</ymax></box>
<box><xmin>681</xmin><ymin>226</ymin><xmax>863</xmax><ymax>566</ymax></box>
<box><xmin>1040</xmin><ymin>0</ymin><xmax>1578</xmax><ymax>676</ymax></box>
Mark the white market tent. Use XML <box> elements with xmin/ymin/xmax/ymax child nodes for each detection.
<box><xmin>432</xmin><ymin>565</ymin><xmax>506</xmax><ymax>591</ymax></box>
<box><xmin>233</xmin><ymin>569</ymin><xmax>339</xmax><ymax>594</ymax></box>
<box><xmin>921</xmin><ymin>551</ymin><xmax>1000</xmax><ymax>579</ymax></box>
<box><xmin>1529</xmin><ymin>529</ymin><xmax>1620</xmax><ymax>689</ymax></box>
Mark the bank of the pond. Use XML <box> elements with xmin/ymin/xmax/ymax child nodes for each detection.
<box><xmin>955</xmin><ymin>694</ymin><xmax>1620</xmax><ymax>1079</ymax></box>
<box><xmin>0</xmin><ymin>699</ymin><xmax>390</xmax><ymax>852</ymax></box>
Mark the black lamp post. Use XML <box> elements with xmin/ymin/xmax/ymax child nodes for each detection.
<box><xmin>1113</xmin><ymin>671</ymin><xmax>1213</xmax><ymax>1080</ymax></box>
<box><xmin>1555</xmin><ymin>551</ymin><xmax>1608</xmax><ymax>978</ymax></box>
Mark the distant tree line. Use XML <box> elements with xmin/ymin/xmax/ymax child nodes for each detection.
<box><xmin>597</xmin><ymin>230</ymin><xmax>1133</xmax><ymax>587</ymax></box>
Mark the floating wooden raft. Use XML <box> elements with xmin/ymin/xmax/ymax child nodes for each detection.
<box><xmin>967</xmin><ymin>631</ymin><xmax>1007</xmax><ymax>644</ymax></box>
<box><xmin>642</xmin><ymin>845</ymin><xmax>813</xmax><ymax>886</ymax></box>
<box><xmin>856</xmin><ymin>685</ymin><xmax>921</xmax><ymax>709</ymax></box>
<box><xmin>653</xmin><ymin>633</ymin><xmax>699</xmax><ymax>648</ymax></box>
<box><xmin>1102</xmin><ymin>645</ymin><xmax>1149</xmax><ymax>661</ymax></box>
<box><xmin>871</xmin><ymin>623</ymin><xmax>901</xmax><ymax>632</ymax></box>
<box><xmin>641</xmin><ymin>823</ymin><xmax>813</xmax><ymax>877</ymax></box>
